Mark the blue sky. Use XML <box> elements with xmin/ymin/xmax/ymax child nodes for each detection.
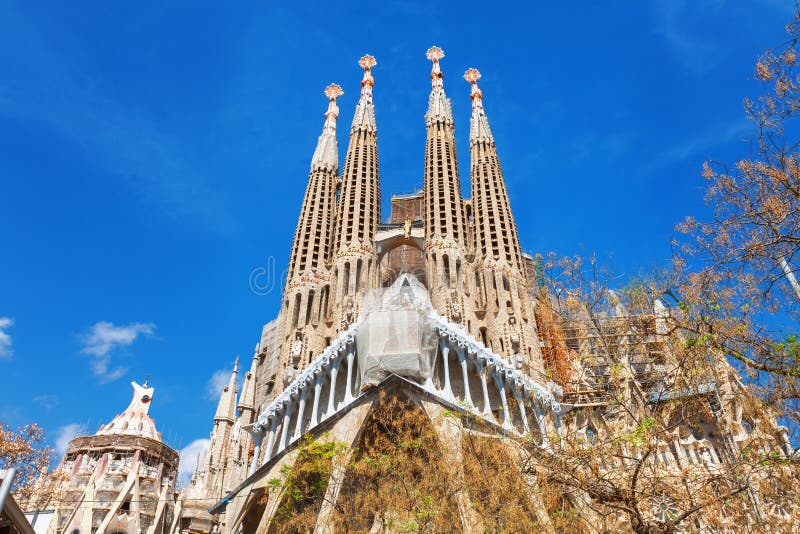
<box><xmin>0</xmin><ymin>1</ymin><xmax>794</xmax><ymax>479</ymax></box>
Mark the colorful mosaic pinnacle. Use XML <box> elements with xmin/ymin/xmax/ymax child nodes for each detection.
<box><xmin>427</xmin><ymin>46</ymin><xmax>445</xmax><ymax>92</ymax></box>
<box><xmin>357</xmin><ymin>54</ymin><xmax>377</xmax><ymax>101</ymax></box>
<box><xmin>324</xmin><ymin>82</ymin><xmax>343</xmax><ymax>100</ymax></box>
<box><xmin>465</xmin><ymin>67</ymin><xmax>487</xmax><ymax>120</ymax></box>
<box><xmin>464</xmin><ymin>67</ymin><xmax>481</xmax><ymax>84</ymax></box>
<box><xmin>358</xmin><ymin>53</ymin><xmax>377</xmax><ymax>71</ymax></box>
<box><xmin>426</xmin><ymin>45</ymin><xmax>445</xmax><ymax>62</ymax></box>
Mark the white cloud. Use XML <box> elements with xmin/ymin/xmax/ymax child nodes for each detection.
<box><xmin>653</xmin><ymin>118</ymin><xmax>750</xmax><ymax>171</ymax></box>
<box><xmin>206</xmin><ymin>369</ymin><xmax>232</xmax><ymax>401</ymax></box>
<box><xmin>80</xmin><ymin>321</ymin><xmax>155</xmax><ymax>382</ymax></box>
<box><xmin>54</xmin><ymin>423</ymin><xmax>86</xmax><ymax>457</ymax></box>
<box><xmin>81</xmin><ymin>321</ymin><xmax>155</xmax><ymax>357</ymax></box>
<box><xmin>205</xmin><ymin>362</ymin><xmax>245</xmax><ymax>401</ymax></box>
<box><xmin>0</xmin><ymin>317</ymin><xmax>14</xmax><ymax>358</ymax></box>
<box><xmin>653</xmin><ymin>0</ymin><xmax>726</xmax><ymax>74</ymax></box>
<box><xmin>33</xmin><ymin>395</ymin><xmax>59</xmax><ymax>411</ymax></box>
<box><xmin>178</xmin><ymin>438</ymin><xmax>210</xmax><ymax>486</ymax></box>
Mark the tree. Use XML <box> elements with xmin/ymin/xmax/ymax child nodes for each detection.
<box><xmin>677</xmin><ymin>11</ymin><xmax>800</xmax><ymax>431</ymax></box>
<box><xmin>522</xmin><ymin>14</ymin><xmax>800</xmax><ymax>531</ymax></box>
<box><xmin>527</xmin><ymin>255</ymin><xmax>798</xmax><ymax>533</ymax></box>
<box><xmin>0</xmin><ymin>423</ymin><xmax>52</xmax><ymax>503</ymax></box>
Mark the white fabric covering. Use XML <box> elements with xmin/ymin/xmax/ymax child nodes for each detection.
<box><xmin>357</xmin><ymin>273</ymin><xmax>438</xmax><ymax>386</ymax></box>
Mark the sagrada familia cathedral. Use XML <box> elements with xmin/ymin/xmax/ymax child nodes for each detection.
<box><xmin>24</xmin><ymin>48</ymin><xmax>796</xmax><ymax>533</ymax></box>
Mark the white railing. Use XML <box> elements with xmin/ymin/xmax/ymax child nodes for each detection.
<box><xmin>244</xmin><ymin>314</ymin><xmax>563</xmax><ymax>475</ymax></box>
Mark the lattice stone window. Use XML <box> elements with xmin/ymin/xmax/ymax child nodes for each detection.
<box><xmin>654</xmin><ymin>496</ymin><xmax>677</xmax><ymax>522</ymax></box>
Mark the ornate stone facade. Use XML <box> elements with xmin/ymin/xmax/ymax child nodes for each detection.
<box><xmin>181</xmin><ymin>49</ymin><xmax>797</xmax><ymax>532</ymax></box>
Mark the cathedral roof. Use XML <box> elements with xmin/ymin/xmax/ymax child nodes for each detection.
<box><xmin>96</xmin><ymin>380</ymin><xmax>161</xmax><ymax>441</ymax></box>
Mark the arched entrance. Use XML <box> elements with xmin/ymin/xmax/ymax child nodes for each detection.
<box><xmin>375</xmin><ymin>227</ymin><xmax>426</xmax><ymax>288</ymax></box>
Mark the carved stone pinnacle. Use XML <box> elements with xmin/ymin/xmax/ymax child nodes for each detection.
<box><xmin>426</xmin><ymin>46</ymin><xmax>445</xmax><ymax>62</ymax></box>
<box><xmin>358</xmin><ymin>54</ymin><xmax>377</xmax><ymax>70</ymax></box>
<box><xmin>324</xmin><ymin>83</ymin><xmax>343</xmax><ymax>100</ymax></box>
<box><xmin>464</xmin><ymin>68</ymin><xmax>481</xmax><ymax>83</ymax></box>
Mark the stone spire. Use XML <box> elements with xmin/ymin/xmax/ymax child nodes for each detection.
<box><xmin>351</xmin><ymin>54</ymin><xmax>377</xmax><ymax>130</ymax></box>
<box><xmin>310</xmin><ymin>83</ymin><xmax>343</xmax><ymax>172</ymax></box>
<box><xmin>213</xmin><ymin>357</ymin><xmax>238</xmax><ymax>424</ymax></box>
<box><xmin>465</xmin><ymin>68</ymin><xmax>494</xmax><ymax>143</ymax></box>
<box><xmin>424</xmin><ymin>46</ymin><xmax>454</xmax><ymax>125</ymax></box>
<box><xmin>422</xmin><ymin>47</ymin><xmax>468</xmax><ymax>320</ymax></box>
<box><xmin>331</xmin><ymin>54</ymin><xmax>381</xmax><ymax>327</ymax></box>
<box><xmin>287</xmin><ymin>85</ymin><xmax>342</xmax><ymax>281</ymax></box>
<box><xmin>280</xmin><ymin>86</ymin><xmax>344</xmax><ymax>380</ymax></box>
<box><xmin>464</xmin><ymin>68</ymin><xmax>523</xmax><ymax>271</ymax></box>
<box><xmin>96</xmin><ymin>381</ymin><xmax>160</xmax><ymax>441</ymax></box>
<box><xmin>335</xmin><ymin>55</ymin><xmax>380</xmax><ymax>256</ymax></box>
<box><xmin>236</xmin><ymin>347</ymin><xmax>258</xmax><ymax>422</ymax></box>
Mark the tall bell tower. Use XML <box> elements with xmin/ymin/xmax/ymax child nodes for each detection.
<box><xmin>464</xmin><ymin>68</ymin><xmax>542</xmax><ymax>373</ymax></box>
<box><xmin>279</xmin><ymin>84</ymin><xmax>343</xmax><ymax>387</ymax></box>
<box><xmin>421</xmin><ymin>47</ymin><xmax>471</xmax><ymax>325</ymax></box>
<box><xmin>330</xmin><ymin>55</ymin><xmax>381</xmax><ymax>331</ymax></box>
